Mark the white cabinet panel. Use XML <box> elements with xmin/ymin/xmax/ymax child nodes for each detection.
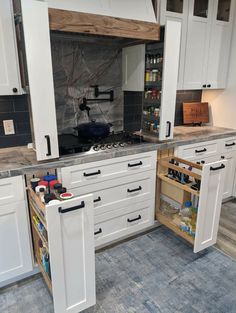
<box><xmin>159</xmin><ymin>20</ymin><xmax>181</xmax><ymax>140</ymax></box>
<box><xmin>0</xmin><ymin>200</ymin><xmax>32</xmax><ymax>282</ymax></box>
<box><xmin>0</xmin><ymin>1</ymin><xmax>22</xmax><ymax>95</ymax></box>
<box><xmin>46</xmin><ymin>194</ymin><xmax>95</xmax><ymax>313</ymax></box>
<box><xmin>0</xmin><ymin>176</ymin><xmax>25</xmax><ymax>205</ymax></box>
<box><xmin>194</xmin><ymin>160</ymin><xmax>226</xmax><ymax>252</ymax></box>
<box><xmin>122</xmin><ymin>44</ymin><xmax>145</xmax><ymax>92</ymax></box>
<box><xmin>21</xmin><ymin>0</ymin><xmax>59</xmax><ymax>161</ymax></box>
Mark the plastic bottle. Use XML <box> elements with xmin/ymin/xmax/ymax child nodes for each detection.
<box><xmin>180</xmin><ymin>201</ymin><xmax>192</xmax><ymax>218</ymax></box>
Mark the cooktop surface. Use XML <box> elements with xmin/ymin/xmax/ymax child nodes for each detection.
<box><xmin>58</xmin><ymin>131</ymin><xmax>146</xmax><ymax>156</ymax></box>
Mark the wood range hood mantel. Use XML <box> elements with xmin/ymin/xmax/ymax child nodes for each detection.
<box><xmin>48</xmin><ymin>8</ymin><xmax>160</xmax><ymax>41</ymax></box>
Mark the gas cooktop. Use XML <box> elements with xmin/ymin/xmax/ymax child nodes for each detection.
<box><xmin>58</xmin><ymin>131</ymin><xmax>146</xmax><ymax>156</ymax></box>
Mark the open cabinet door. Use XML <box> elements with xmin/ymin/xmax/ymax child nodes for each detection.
<box><xmin>46</xmin><ymin>194</ymin><xmax>96</xmax><ymax>313</ymax></box>
<box><xmin>194</xmin><ymin>160</ymin><xmax>227</xmax><ymax>253</ymax></box>
<box><xmin>21</xmin><ymin>0</ymin><xmax>59</xmax><ymax>161</ymax></box>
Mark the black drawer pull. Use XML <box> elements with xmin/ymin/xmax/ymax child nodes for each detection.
<box><xmin>58</xmin><ymin>201</ymin><xmax>85</xmax><ymax>214</ymax></box>
<box><xmin>94</xmin><ymin>228</ymin><xmax>102</xmax><ymax>235</ymax></box>
<box><xmin>195</xmin><ymin>148</ymin><xmax>207</xmax><ymax>153</ymax></box>
<box><xmin>202</xmin><ymin>84</ymin><xmax>207</xmax><ymax>88</ymax></box>
<box><xmin>207</xmin><ymin>84</ymin><xmax>211</xmax><ymax>88</ymax></box>
<box><xmin>84</xmin><ymin>170</ymin><xmax>101</xmax><ymax>177</ymax></box>
<box><xmin>128</xmin><ymin>161</ymin><xmax>143</xmax><ymax>168</ymax></box>
<box><xmin>225</xmin><ymin>142</ymin><xmax>235</xmax><ymax>147</ymax></box>
<box><xmin>210</xmin><ymin>164</ymin><xmax>225</xmax><ymax>171</ymax></box>
<box><xmin>127</xmin><ymin>186</ymin><xmax>142</xmax><ymax>193</ymax></box>
<box><xmin>166</xmin><ymin>121</ymin><xmax>171</xmax><ymax>138</ymax></box>
<box><xmin>94</xmin><ymin>196</ymin><xmax>101</xmax><ymax>203</ymax></box>
<box><xmin>45</xmin><ymin>135</ymin><xmax>52</xmax><ymax>156</ymax></box>
<box><xmin>127</xmin><ymin>215</ymin><xmax>142</xmax><ymax>223</ymax></box>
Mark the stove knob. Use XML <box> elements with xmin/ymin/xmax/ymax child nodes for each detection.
<box><xmin>100</xmin><ymin>144</ymin><xmax>106</xmax><ymax>150</ymax></box>
<box><xmin>113</xmin><ymin>143</ymin><xmax>119</xmax><ymax>148</ymax></box>
<box><xmin>93</xmin><ymin>145</ymin><xmax>100</xmax><ymax>151</ymax></box>
<box><xmin>107</xmin><ymin>144</ymin><xmax>112</xmax><ymax>149</ymax></box>
<box><xmin>119</xmin><ymin>142</ymin><xmax>125</xmax><ymax>147</ymax></box>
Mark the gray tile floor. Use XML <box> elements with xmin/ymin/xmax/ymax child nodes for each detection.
<box><xmin>1</xmin><ymin>226</ymin><xmax>236</xmax><ymax>313</ymax></box>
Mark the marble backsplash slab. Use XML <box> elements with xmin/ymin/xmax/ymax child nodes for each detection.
<box><xmin>51</xmin><ymin>36</ymin><xmax>123</xmax><ymax>134</ymax></box>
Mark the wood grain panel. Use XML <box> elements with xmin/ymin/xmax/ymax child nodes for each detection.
<box><xmin>183</xmin><ymin>102</ymin><xmax>209</xmax><ymax>124</ymax></box>
<box><xmin>48</xmin><ymin>8</ymin><xmax>160</xmax><ymax>41</ymax></box>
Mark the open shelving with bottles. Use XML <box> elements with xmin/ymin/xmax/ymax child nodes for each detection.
<box><xmin>143</xmin><ymin>40</ymin><xmax>164</xmax><ymax>136</ymax></box>
<box><xmin>156</xmin><ymin>153</ymin><xmax>227</xmax><ymax>253</ymax></box>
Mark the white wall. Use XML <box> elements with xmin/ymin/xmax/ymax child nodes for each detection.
<box><xmin>202</xmin><ymin>9</ymin><xmax>236</xmax><ymax>129</ymax></box>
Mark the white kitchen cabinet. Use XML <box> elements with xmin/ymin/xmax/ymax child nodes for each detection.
<box><xmin>0</xmin><ymin>0</ymin><xmax>22</xmax><ymax>95</ymax></box>
<box><xmin>122</xmin><ymin>44</ymin><xmax>145</xmax><ymax>92</ymax></box>
<box><xmin>28</xmin><ymin>189</ymin><xmax>96</xmax><ymax>313</ymax></box>
<box><xmin>0</xmin><ymin>176</ymin><xmax>32</xmax><ymax>283</ymax></box>
<box><xmin>21</xmin><ymin>0</ymin><xmax>59</xmax><ymax>161</ymax></box>
<box><xmin>159</xmin><ymin>0</ymin><xmax>189</xmax><ymax>89</ymax></box>
<box><xmin>157</xmin><ymin>156</ymin><xmax>227</xmax><ymax>253</ymax></box>
<box><xmin>183</xmin><ymin>0</ymin><xmax>235</xmax><ymax>90</ymax></box>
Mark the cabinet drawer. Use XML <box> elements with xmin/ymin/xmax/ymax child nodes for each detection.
<box><xmin>176</xmin><ymin>141</ymin><xmax>219</xmax><ymax>160</ymax></box>
<box><xmin>221</xmin><ymin>137</ymin><xmax>236</xmax><ymax>153</ymax></box>
<box><xmin>94</xmin><ymin>200</ymin><xmax>154</xmax><ymax>247</ymax></box>
<box><xmin>68</xmin><ymin>172</ymin><xmax>156</xmax><ymax>216</ymax></box>
<box><xmin>0</xmin><ymin>176</ymin><xmax>25</xmax><ymax>205</ymax></box>
<box><xmin>61</xmin><ymin>152</ymin><xmax>156</xmax><ymax>189</ymax></box>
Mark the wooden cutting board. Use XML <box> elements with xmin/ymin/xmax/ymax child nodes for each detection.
<box><xmin>183</xmin><ymin>102</ymin><xmax>209</xmax><ymax>124</ymax></box>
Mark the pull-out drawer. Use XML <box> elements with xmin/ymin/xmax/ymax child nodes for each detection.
<box><xmin>68</xmin><ymin>172</ymin><xmax>156</xmax><ymax>216</ymax></box>
<box><xmin>61</xmin><ymin>151</ymin><xmax>156</xmax><ymax>189</ymax></box>
<box><xmin>94</xmin><ymin>199</ymin><xmax>154</xmax><ymax>248</ymax></box>
<box><xmin>220</xmin><ymin>137</ymin><xmax>236</xmax><ymax>153</ymax></box>
<box><xmin>175</xmin><ymin>140</ymin><xmax>219</xmax><ymax>160</ymax></box>
<box><xmin>156</xmin><ymin>156</ymin><xmax>226</xmax><ymax>253</ymax></box>
<box><xmin>0</xmin><ymin>176</ymin><xmax>25</xmax><ymax>205</ymax></box>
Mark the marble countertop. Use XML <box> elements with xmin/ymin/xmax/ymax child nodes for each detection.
<box><xmin>1</xmin><ymin>126</ymin><xmax>236</xmax><ymax>178</ymax></box>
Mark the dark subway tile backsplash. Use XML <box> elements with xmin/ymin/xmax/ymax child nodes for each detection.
<box><xmin>0</xmin><ymin>95</ymin><xmax>32</xmax><ymax>148</ymax></box>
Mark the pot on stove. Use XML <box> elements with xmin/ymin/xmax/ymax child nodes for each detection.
<box><xmin>74</xmin><ymin>120</ymin><xmax>112</xmax><ymax>140</ymax></box>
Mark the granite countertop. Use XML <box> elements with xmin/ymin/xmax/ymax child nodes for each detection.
<box><xmin>1</xmin><ymin>126</ymin><xmax>236</xmax><ymax>178</ymax></box>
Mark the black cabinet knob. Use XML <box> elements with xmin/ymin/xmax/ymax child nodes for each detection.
<box><xmin>202</xmin><ymin>84</ymin><xmax>207</xmax><ymax>88</ymax></box>
<box><xmin>12</xmin><ymin>88</ymin><xmax>18</xmax><ymax>93</ymax></box>
<box><xmin>221</xmin><ymin>156</ymin><xmax>225</xmax><ymax>159</ymax></box>
<box><xmin>207</xmin><ymin>84</ymin><xmax>211</xmax><ymax>88</ymax></box>
<box><xmin>201</xmin><ymin>160</ymin><xmax>205</xmax><ymax>164</ymax></box>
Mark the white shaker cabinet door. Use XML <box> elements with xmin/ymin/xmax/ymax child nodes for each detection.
<box><xmin>0</xmin><ymin>200</ymin><xmax>33</xmax><ymax>282</ymax></box>
<box><xmin>21</xmin><ymin>0</ymin><xmax>59</xmax><ymax>161</ymax></box>
<box><xmin>159</xmin><ymin>20</ymin><xmax>181</xmax><ymax>140</ymax></box>
<box><xmin>194</xmin><ymin>160</ymin><xmax>226</xmax><ymax>253</ymax></box>
<box><xmin>122</xmin><ymin>44</ymin><xmax>145</xmax><ymax>92</ymax></box>
<box><xmin>46</xmin><ymin>194</ymin><xmax>96</xmax><ymax>313</ymax></box>
<box><xmin>0</xmin><ymin>0</ymin><xmax>22</xmax><ymax>95</ymax></box>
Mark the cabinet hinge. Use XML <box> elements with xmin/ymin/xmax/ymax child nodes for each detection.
<box><xmin>14</xmin><ymin>13</ymin><xmax>22</xmax><ymax>25</ymax></box>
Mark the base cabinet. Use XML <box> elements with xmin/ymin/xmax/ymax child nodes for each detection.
<box><xmin>156</xmin><ymin>156</ymin><xmax>226</xmax><ymax>253</ymax></box>
<box><xmin>28</xmin><ymin>189</ymin><xmax>96</xmax><ymax>313</ymax></box>
<box><xmin>0</xmin><ymin>200</ymin><xmax>32</xmax><ymax>282</ymax></box>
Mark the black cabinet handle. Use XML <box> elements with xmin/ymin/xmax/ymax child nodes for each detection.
<box><xmin>202</xmin><ymin>84</ymin><xmax>207</xmax><ymax>88</ymax></box>
<box><xmin>58</xmin><ymin>201</ymin><xmax>85</xmax><ymax>214</ymax></box>
<box><xmin>94</xmin><ymin>196</ymin><xmax>101</xmax><ymax>203</ymax></box>
<box><xmin>196</xmin><ymin>161</ymin><xmax>201</xmax><ymax>164</ymax></box>
<box><xmin>94</xmin><ymin>228</ymin><xmax>102</xmax><ymax>235</ymax></box>
<box><xmin>195</xmin><ymin>148</ymin><xmax>207</xmax><ymax>153</ymax></box>
<box><xmin>221</xmin><ymin>156</ymin><xmax>225</xmax><ymax>159</ymax></box>
<box><xmin>127</xmin><ymin>186</ymin><xmax>142</xmax><ymax>193</ymax></box>
<box><xmin>84</xmin><ymin>170</ymin><xmax>101</xmax><ymax>177</ymax></box>
<box><xmin>210</xmin><ymin>164</ymin><xmax>225</xmax><ymax>171</ymax></box>
<box><xmin>225</xmin><ymin>142</ymin><xmax>236</xmax><ymax>147</ymax></box>
<box><xmin>45</xmin><ymin>135</ymin><xmax>52</xmax><ymax>156</ymax></box>
<box><xmin>12</xmin><ymin>87</ymin><xmax>18</xmax><ymax>93</ymax></box>
<box><xmin>128</xmin><ymin>161</ymin><xmax>143</xmax><ymax>168</ymax></box>
<box><xmin>201</xmin><ymin>160</ymin><xmax>205</xmax><ymax>164</ymax></box>
<box><xmin>127</xmin><ymin>215</ymin><xmax>142</xmax><ymax>223</ymax></box>
<box><xmin>207</xmin><ymin>84</ymin><xmax>211</xmax><ymax>88</ymax></box>
<box><xmin>166</xmin><ymin>121</ymin><xmax>171</xmax><ymax>138</ymax></box>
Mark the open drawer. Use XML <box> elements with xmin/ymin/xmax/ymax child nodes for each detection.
<box><xmin>28</xmin><ymin>188</ymin><xmax>95</xmax><ymax>313</ymax></box>
<box><xmin>156</xmin><ymin>156</ymin><xmax>227</xmax><ymax>253</ymax></box>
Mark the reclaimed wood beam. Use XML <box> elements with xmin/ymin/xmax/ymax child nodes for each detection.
<box><xmin>48</xmin><ymin>8</ymin><xmax>160</xmax><ymax>41</ymax></box>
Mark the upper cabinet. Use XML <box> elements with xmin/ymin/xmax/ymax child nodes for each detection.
<box><xmin>159</xmin><ymin>0</ymin><xmax>235</xmax><ymax>90</ymax></box>
<box><xmin>21</xmin><ymin>0</ymin><xmax>59</xmax><ymax>161</ymax></box>
<box><xmin>0</xmin><ymin>1</ymin><xmax>23</xmax><ymax>95</ymax></box>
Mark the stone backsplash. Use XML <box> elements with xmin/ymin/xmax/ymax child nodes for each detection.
<box><xmin>51</xmin><ymin>36</ymin><xmax>123</xmax><ymax>134</ymax></box>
